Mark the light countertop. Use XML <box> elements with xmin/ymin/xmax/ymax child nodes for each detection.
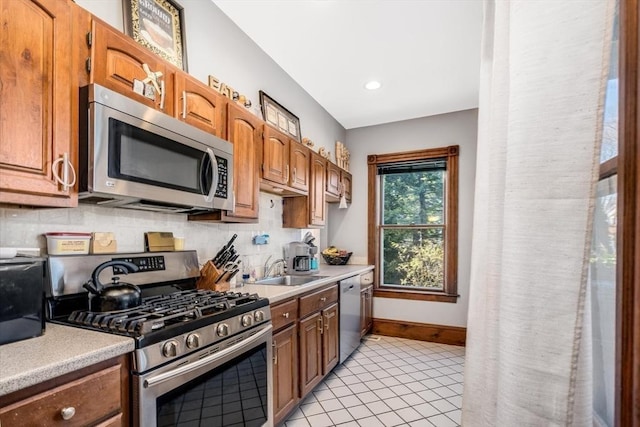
<box><xmin>0</xmin><ymin>323</ymin><xmax>134</xmax><ymax>397</ymax></box>
<box><xmin>0</xmin><ymin>264</ymin><xmax>373</xmax><ymax>397</ymax></box>
<box><xmin>237</xmin><ymin>264</ymin><xmax>374</xmax><ymax>304</ymax></box>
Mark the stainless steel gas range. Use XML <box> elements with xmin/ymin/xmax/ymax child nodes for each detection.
<box><xmin>46</xmin><ymin>251</ymin><xmax>273</xmax><ymax>427</ymax></box>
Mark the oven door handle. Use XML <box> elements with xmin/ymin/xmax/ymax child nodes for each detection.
<box><xmin>204</xmin><ymin>148</ymin><xmax>218</xmax><ymax>203</ymax></box>
<box><xmin>143</xmin><ymin>324</ymin><xmax>272</xmax><ymax>389</ymax></box>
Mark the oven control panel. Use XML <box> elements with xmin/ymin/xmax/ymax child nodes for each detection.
<box><xmin>112</xmin><ymin>256</ymin><xmax>166</xmax><ymax>273</ymax></box>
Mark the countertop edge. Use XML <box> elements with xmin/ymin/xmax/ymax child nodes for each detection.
<box><xmin>240</xmin><ymin>264</ymin><xmax>375</xmax><ymax>305</ymax></box>
<box><xmin>0</xmin><ymin>324</ymin><xmax>135</xmax><ymax>397</ymax></box>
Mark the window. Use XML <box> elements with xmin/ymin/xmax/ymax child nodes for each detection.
<box><xmin>368</xmin><ymin>146</ymin><xmax>459</xmax><ymax>303</ymax></box>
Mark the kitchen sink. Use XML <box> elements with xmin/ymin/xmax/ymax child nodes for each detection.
<box><xmin>255</xmin><ymin>275</ymin><xmax>329</xmax><ymax>286</ymax></box>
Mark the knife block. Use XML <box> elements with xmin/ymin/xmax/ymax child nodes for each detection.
<box><xmin>197</xmin><ymin>261</ymin><xmax>230</xmax><ymax>292</ymax></box>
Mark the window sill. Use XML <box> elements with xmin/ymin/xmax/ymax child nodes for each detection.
<box><xmin>373</xmin><ymin>288</ymin><xmax>458</xmax><ymax>303</ymax></box>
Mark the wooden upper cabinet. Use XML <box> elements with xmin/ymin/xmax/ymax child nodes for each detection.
<box><xmin>289</xmin><ymin>143</ymin><xmax>310</xmax><ymax>192</ymax></box>
<box><xmin>226</xmin><ymin>103</ymin><xmax>262</xmax><ymax>219</ymax></box>
<box><xmin>262</xmin><ymin>126</ymin><xmax>290</xmax><ymax>186</ymax></box>
<box><xmin>326</xmin><ymin>162</ymin><xmax>341</xmax><ymax>202</ymax></box>
<box><xmin>342</xmin><ymin>170</ymin><xmax>352</xmax><ymax>203</ymax></box>
<box><xmin>309</xmin><ymin>152</ymin><xmax>327</xmax><ymax>226</ymax></box>
<box><xmin>0</xmin><ymin>0</ymin><xmax>78</xmax><ymax>207</ymax></box>
<box><xmin>90</xmin><ymin>19</ymin><xmax>174</xmax><ymax>115</ymax></box>
<box><xmin>174</xmin><ymin>73</ymin><xmax>226</xmax><ymax>138</ymax></box>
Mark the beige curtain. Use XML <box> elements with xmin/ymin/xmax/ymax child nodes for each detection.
<box><xmin>463</xmin><ymin>1</ymin><xmax>614</xmax><ymax>426</ymax></box>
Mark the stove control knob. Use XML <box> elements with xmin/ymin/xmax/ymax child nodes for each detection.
<box><xmin>241</xmin><ymin>315</ymin><xmax>253</xmax><ymax>327</ymax></box>
<box><xmin>162</xmin><ymin>340</ymin><xmax>179</xmax><ymax>358</ymax></box>
<box><xmin>186</xmin><ymin>333</ymin><xmax>200</xmax><ymax>349</ymax></box>
<box><xmin>254</xmin><ymin>310</ymin><xmax>265</xmax><ymax>322</ymax></box>
<box><xmin>217</xmin><ymin>323</ymin><xmax>229</xmax><ymax>337</ymax></box>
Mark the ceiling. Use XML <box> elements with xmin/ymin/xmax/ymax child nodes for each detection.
<box><xmin>212</xmin><ymin>0</ymin><xmax>483</xmax><ymax>130</ymax></box>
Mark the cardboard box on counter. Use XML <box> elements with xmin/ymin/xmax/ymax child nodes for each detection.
<box><xmin>145</xmin><ymin>232</ymin><xmax>175</xmax><ymax>252</ymax></box>
<box><xmin>90</xmin><ymin>232</ymin><xmax>117</xmax><ymax>254</ymax></box>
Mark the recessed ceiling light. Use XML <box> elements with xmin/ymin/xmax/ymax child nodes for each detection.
<box><xmin>365</xmin><ymin>80</ymin><xmax>382</xmax><ymax>90</ymax></box>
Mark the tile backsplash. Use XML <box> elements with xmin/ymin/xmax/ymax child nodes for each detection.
<box><xmin>0</xmin><ymin>193</ymin><xmax>318</xmax><ymax>280</ymax></box>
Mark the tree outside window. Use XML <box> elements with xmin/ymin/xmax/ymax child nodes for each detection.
<box><xmin>368</xmin><ymin>146</ymin><xmax>459</xmax><ymax>302</ymax></box>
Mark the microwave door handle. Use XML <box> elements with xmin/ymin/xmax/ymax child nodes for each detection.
<box><xmin>204</xmin><ymin>148</ymin><xmax>218</xmax><ymax>203</ymax></box>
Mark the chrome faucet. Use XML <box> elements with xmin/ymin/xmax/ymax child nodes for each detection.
<box><xmin>263</xmin><ymin>255</ymin><xmax>286</xmax><ymax>278</ymax></box>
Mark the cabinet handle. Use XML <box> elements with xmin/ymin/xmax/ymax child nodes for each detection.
<box><xmin>182</xmin><ymin>90</ymin><xmax>187</xmax><ymax>119</ymax></box>
<box><xmin>51</xmin><ymin>153</ymin><xmax>77</xmax><ymax>191</ymax></box>
<box><xmin>318</xmin><ymin>316</ymin><xmax>324</xmax><ymax>334</ymax></box>
<box><xmin>320</xmin><ymin>297</ymin><xmax>327</xmax><ymax>302</ymax></box>
<box><xmin>282</xmin><ymin>312</ymin><xmax>290</xmax><ymax>319</ymax></box>
<box><xmin>272</xmin><ymin>341</ymin><xmax>277</xmax><ymax>365</ymax></box>
<box><xmin>293</xmin><ymin>167</ymin><xmax>297</xmax><ymax>183</ymax></box>
<box><xmin>60</xmin><ymin>407</ymin><xmax>76</xmax><ymax>420</ymax></box>
<box><xmin>285</xmin><ymin>165</ymin><xmax>290</xmax><ymax>183</ymax></box>
<box><xmin>159</xmin><ymin>79</ymin><xmax>166</xmax><ymax>110</ymax></box>
<box><xmin>325</xmin><ymin>313</ymin><xmax>330</xmax><ymax>330</ymax></box>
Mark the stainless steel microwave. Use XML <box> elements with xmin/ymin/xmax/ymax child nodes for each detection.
<box><xmin>79</xmin><ymin>84</ymin><xmax>233</xmax><ymax>214</ymax></box>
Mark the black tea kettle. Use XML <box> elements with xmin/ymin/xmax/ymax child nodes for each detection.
<box><xmin>83</xmin><ymin>260</ymin><xmax>141</xmax><ymax>312</ymax></box>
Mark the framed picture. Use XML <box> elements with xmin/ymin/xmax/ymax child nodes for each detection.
<box><xmin>259</xmin><ymin>91</ymin><xmax>301</xmax><ymax>141</ymax></box>
<box><xmin>123</xmin><ymin>0</ymin><xmax>188</xmax><ymax>71</ymax></box>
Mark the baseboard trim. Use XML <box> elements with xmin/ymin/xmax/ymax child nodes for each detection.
<box><xmin>372</xmin><ymin>318</ymin><xmax>466</xmax><ymax>346</ymax></box>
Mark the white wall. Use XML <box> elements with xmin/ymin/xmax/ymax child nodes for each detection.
<box><xmin>329</xmin><ymin>109</ymin><xmax>478</xmax><ymax>327</ymax></box>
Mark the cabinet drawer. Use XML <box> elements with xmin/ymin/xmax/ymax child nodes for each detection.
<box><xmin>299</xmin><ymin>284</ymin><xmax>338</xmax><ymax>318</ymax></box>
<box><xmin>271</xmin><ymin>298</ymin><xmax>299</xmax><ymax>331</ymax></box>
<box><xmin>0</xmin><ymin>364</ymin><xmax>122</xmax><ymax>426</ymax></box>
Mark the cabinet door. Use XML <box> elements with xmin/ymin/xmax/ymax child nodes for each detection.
<box><xmin>326</xmin><ymin>162</ymin><xmax>341</xmax><ymax>201</ymax></box>
<box><xmin>322</xmin><ymin>303</ymin><xmax>339</xmax><ymax>374</ymax></box>
<box><xmin>273</xmin><ymin>325</ymin><xmax>299</xmax><ymax>425</ymax></box>
<box><xmin>90</xmin><ymin>20</ymin><xmax>173</xmax><ymax>115</ymax></box>
<box><xmin>0</xmin><ymin>0</ymin><xmax>77</xmax><ymax>207</ymax></box>
<box><xmin>226</xmin><ymin>103</ymin><xmax>262</xmax><ymax>219</ymax></box>
<box><xmin>262</xmin><ymin>126</ymin><xmax>290</xmax><ymax>185</ymax></box>
<box><xmin>309</xmin><ymin>152</ymin><xmax>327</xmax><ymax>226</ymax></box>
<box><xmin>342</xmin><ymin>170</ymin><xmax>353</xmax><ymax>203</ymax></box>
<box><xmin>360</xmin><ymin>288</ymin><xmax>368</xmax><ymax>337</ymax></box>
<box><xmin>175</xmin><ymin>73</ymin><xmax>225</xmax><ymax>137</ymax></box>
<box><xmin>361</xmin><ymin>285</ymin><xmax>373</xmax><ymax>336</ymax></box>
<box><xmin>289</xmin><ymin>143</ymin><xmax>310</xmax><ymax>192</ymax></box>
<box><xmin>299</xmin><ymin>312</ymin><xmax>323</xmax><ymax>397</ymax></box>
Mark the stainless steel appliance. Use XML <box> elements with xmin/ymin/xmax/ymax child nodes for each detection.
<box><xmin>46</xmin><ymin>251</ymin><xmax>273</xmax><ymax>427</ymax></box>
<box><xmin>0</xmin><ymin>257</ymin><xmax>45</xmax><ymax>345</ymax></box>
<box><xmin>339</xmin><ymin>273</ymin><xmax>368</xmax><ymax>364</ymax></box>
<box><xmin>284</xmin><ymin>241</ymin><xmax>315</xmax><ymax>275</ymax></box>
<box><xmin>79</xmin><ymin>84</ymin><xmax>234</xmax><ymax>214</ymax></box>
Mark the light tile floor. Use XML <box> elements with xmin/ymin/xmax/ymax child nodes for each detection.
<box><xmin>283</xmin><ymin>335</ymin><xmax>465</xmax><ymax>427</ymax></box>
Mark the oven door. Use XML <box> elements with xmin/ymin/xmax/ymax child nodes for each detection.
<box><xmin>134</xmin><ymin>324</ymin><xmax>273</xmax><ymax>427</ymax></box>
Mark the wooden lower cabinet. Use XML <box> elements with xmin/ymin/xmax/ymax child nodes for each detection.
<box><xmin>298</xmin><ymin>311</ymin><xmax>324</xmax><ymax>397</ymax></box>
<box><xmin>273</xmin><ymin>324</ymin><xmax>299</xmax><ymax>424</ymax></box>
<box><xmin>299</xmin><ymin>303</ymin><xmax>339</xmax><ymax>397</ymax></box>
<box><xmin>0</xmin><ymin>356</ymin><xmax>129</xmax><ymax>427</ymax></box>
<box><xmin>361</xmin><ymin>284</ymin><xmax>373</xmax><ymax>337</ymax></box>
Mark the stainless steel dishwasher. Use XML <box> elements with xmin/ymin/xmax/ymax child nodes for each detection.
<box><xmin>339</xmin><ymin>274</ymin><xmax>363</xmax><ymax>364</ymax></box>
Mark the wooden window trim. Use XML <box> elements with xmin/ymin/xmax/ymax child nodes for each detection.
<box><xmin>368</xmin><ymin>145</ymin><xmax>459</xmax><ymax>303</ymax></box>
<box><xmin>617</xmin><ymin>0</ymin><xmax>640</xmax><ymax>424</ymax></box>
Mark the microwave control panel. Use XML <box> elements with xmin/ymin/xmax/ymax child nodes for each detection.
<box><xmin>112</xmin><ymin>256</ymin><xmax>166</xmax><ymax>273</ymax></box>
<box><xmin>215</xmin><ymin>156</ymin><xmax>228</xmax><ymax>199</ymax></box>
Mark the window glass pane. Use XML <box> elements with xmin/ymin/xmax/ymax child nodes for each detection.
<box><xmin>382</xmin><ymin>227</ymin><xmax>444</xmax><ymax>289</ymax></box>
<box><xmin>590</xmin><ymin>175</ymin><xmax>616</xmax><ymax>426</ymax></box>
<box><xmin>600</xmin><ymin>8</ymin><xmax>619</xmax><ymax>163</ymax></box>
<box><xmin>382</xmin><ymin>170</ymin><xmax>444</xmax><ymax>225</ymax></box>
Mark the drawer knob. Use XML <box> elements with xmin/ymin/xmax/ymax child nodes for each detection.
<box><xmin>282</xmin><ymin>312</ymin><xmax>290</xmax><ymax>319</ymax></box>
<box><xmin>61</xmin><ymin>407</ymin><xmax>76</xmax><ymax>420</ymax></box>
<box><xmin>320</xmin><ymin>297</ymin><xmax>327</xmax><ymax>302</ymax></box>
